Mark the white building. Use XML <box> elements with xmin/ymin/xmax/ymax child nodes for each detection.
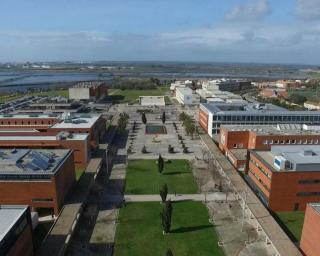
<box><xmin>304</xmin><ymin>101</ymin><xmax>320</xmax><ymax>110</ymax></box>
<box><xmin>139</xmin><ymin>96</ymin><xmax>165</xmax><ymax>106</ymax></box>
<box><xmin>175</xmin><ymin>87</ymin><xmax>200</xmax><ymax>105</ymax></box>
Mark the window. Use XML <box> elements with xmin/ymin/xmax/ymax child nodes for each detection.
<box><xmin>297</xmin><ymin>192</ymin><xmax>320</xmax><ymax>197</ymax></box>
<box><xmin>233</xmin><ymin>144</ymin><xmax>237</xmax><ymax>149</ymax></box>
<box><xmin>275</xmin><ymin>140</ymin><xmax>279</xmax><ymax>144</ymax></box>
<box><xmin>263</xmin><ymin>140</ymin><xmax>268</xmax><ymax>145</ymax></box>
<box><xmin>286</xmin><ymin>139</ymin><xmax>290</xmax><ymax>144</ymax></box>
<box><xmin>291</xmin><ymin>140</ymin><xmax>296</xmax><ymax>144</ymax></box>
<box><xmin>298</xmin><ymin>179</ymin><xmax>320</xmax><ymax>184</ymax></box>
<box><xmin>280</xmin><ymin>140</ymin><xmax>284</xmax><ymax>144</ymax></box>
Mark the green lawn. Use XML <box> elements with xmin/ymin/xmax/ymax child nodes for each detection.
<box><xmin>108</xmin><ymin>87</ymin><xmax>169</xmax><ymax>104</ymax></box>
<box><xmin>114</xmin><ymin>202</ymin><xmax>224</xmax><ymax>256</ymax></box>
<box><xmin>125</xmin><ymin>159</ymin><xmax>198</xmax><ymax>194</ymax></box>
<box><xmin>75</xmin><ymin>167</ymin><xmax>85</xmax><ymax>180</ymax></box>
<box><xmin>276</xmin><ymin>211</ymin><xmax>305</xmax><ymax>242</ymax></box>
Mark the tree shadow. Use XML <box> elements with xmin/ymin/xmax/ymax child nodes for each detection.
<box><xmin>163</xmin><ymin>171</ymin><xmax>190</xmax><ymax>176</ymax></box>
<box><xmin>170</xmin><ymin>225</ymin><xmax>212</xmax><ymax>233</ymax></box>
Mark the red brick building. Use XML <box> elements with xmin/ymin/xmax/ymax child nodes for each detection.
<box><xmin>219</xmin><ymin>124</ymin><xmax>320</xmax><ymax>170</ymax></box>
<box><xmin>0</xmin><ymin>149</ymin><xmax>75</xmax><ymax>215</ymax></box>
<box><xmin>0</xmin><ymin>113</ymin><xmax>106</xmax><ymax>150</ymax></box>
<box><xmin>69</xmin><ymin>81</ymin><xmax>108</xmax><ymax>101</ymax></box>
<box><xmin>0</xmin><ymin>206</ymin><xmax>34</xmax><ymax>256</ymax></box>
<box><xmin>300</xmin><ymin>203</ymin><xmax>320</xmax><ymax>256</ymax></box>
<box><xmin>247</xmin><ymin>146</ymin><xmax>320</xmax><ymax>211</ymax></box>
<box><xmin>0</xmin><ymin>132</ymin><xmax>89</xmax><ymax>168</ymax></box>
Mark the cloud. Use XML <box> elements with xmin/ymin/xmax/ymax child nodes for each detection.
<box><xmin>224</xmin><ymin>0</ymin><xmax>271</xmax><ymax>22</ymax></box>
<box><xmin>296</xmin><ymin>0</ymin><xmax>320</xmax><ymax>20</ymax></box>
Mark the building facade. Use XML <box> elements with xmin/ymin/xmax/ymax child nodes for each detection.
<box><xmin>247</xmin><ymin>146</ymin><xmax>320</xmax><ymax>211</ymax></box>
<box><xmin>69</xmin><ymin>81</ymin><xmax>108</xmax><ymax>101</ymax></box>
<box><xmin>0</xmin><ymin>206</ymin><xmax>34</xmax><ymax>256</ymax></box>
<box><xmin>199</xmin><ymin>102</ymin><xmax>320</xmax><ymax>136</ymax></box>
<box><xmin>0</xmin><ymin>149</ymin><xmax>75</xmax><ymax>215</ymax></box>
<box><xmin>175</xmin><ymin>87</ymin><xmax>200</xmax><ymax>105</ymax></box>
<box><xmin>219</xmin><ymin>124</ymin><xmax>320</xmax><ymax>170</ymax></box>
<box><xmin>300</xmin><ymin>203</ymin><xmax>320</xmax><ymax>256</ymax></box>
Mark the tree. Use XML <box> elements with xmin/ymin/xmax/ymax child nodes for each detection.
<box><xmin>161</xmin><ymin>111</ymin><xmax>166</xmax><ymax>124</ymax></box>
<box><xmin>160</xmin><ymin>184</ymin><xmax>168</xmax><ymax>203</ymax></box>
<box><xmin>160</xmin><ymin>200</ymin><xmax>172</xmax><ymax>234</ymax></box>
<box><xmin>168</xmin><ymin>145</ymin><xmax>174</xmax><ymax>154</ymax></box>
<box><xmin>166</xmin><ymin>249</ymin><xmax>174</xmax><ymax>256</ymax></box>
<box><xmin>158</xmin><ymin>154</ymin><xmax>164</xmax><ymax>174</ymax></box>
<box><xmin>142</xmin><ymin>112</ymin><xmax>147</xmax><ymax>124</ymax></box>
<box><xmin>117</xmin><ymin>112</ymin><xmax>129</xmax><ymax>133</ymax></box>
<box><xmin>141</xmin><ymin>145</ymin><xmax>147</xmax><ymax>154</ymax></box>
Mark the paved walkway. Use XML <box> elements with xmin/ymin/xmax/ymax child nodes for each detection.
<box><xmin>200</xmin><ymin>134</ymin><xmax>302</xmax><ymax>256</ymax></box>
<box><xmin>103</xmin><ymin>193</ymin><xmax>235</xmax><ymax>202</ymax></box>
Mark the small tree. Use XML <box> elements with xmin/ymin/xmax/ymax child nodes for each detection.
<box><xmin>161</xmin><ymin>111</ymin><xmax>166</xmax><ymax>124</ymax></box>
<box><xmin>141</xmin><ymin>145</ymin><xmax>147</xmax><ymax>154</ymax></box>
<box><xmin>158</xmin><ymin>154</ymin><xmax>164</xmax><ymax>174</ymax></box>
<box><xmin>160</xmin><ymin>184</ymin><xmax>168</xmax><ymax>203</ymax></box>
<box><xmin>160</xmin><ymin>200</ymin><xmax>172</xmax><ymax>234</ymax></box>
<box><xmin>142</xmin><ymin>112</ymin><xmax>147</xmax><ymax>124</ymax></box>
<box><xmin>168</xmin><ymin>145</ymin><xmax>174</xmax><ymax>154</ymax></box>
<box><xmin>166</xmin><ymin>249</ymin><xmax>174</xmax><ymax>256</ymax></box>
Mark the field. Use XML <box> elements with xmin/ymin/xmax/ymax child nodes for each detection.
<box><xmin>125</xmin><ymin>159</ymin><xmax>198</xmax><ymax>194</ymax></box>
<box><xmin>276</xmin><ymin>211</ymin><xmax>305</xmax><ymax>242</ymax></box>
<box><xmin>108</xmin><ymin>86</ymin><xmax>169</xmax><ymax>104</ymax></box>
<box><xmin>114</xmin><ymin>202</ymin><xmax>224</xmax><ymax>256</ymax></box>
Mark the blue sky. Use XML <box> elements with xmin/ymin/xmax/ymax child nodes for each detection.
<box><xmin>0</xmin><ymin>0</ymin><xmax>320</xmax><ymax>64</ymax></box>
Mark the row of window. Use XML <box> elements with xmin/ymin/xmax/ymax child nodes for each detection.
<box><xmin>297</xmin><ymin>192</ymin><xmax>320</xmax><ymax>197</ymax></box>
<box><xmin>263</xmin><ymin>139</ymin><xmax>320</xmax><ymax>145</ymax></box>
<box><xmin>213</xmin><ymin>115</ymin><xmax>320</xmax><ymax>122</ymax></box>
<box><xmin>298</xmin><ymin>179</ymin><xmax>320</xmax><ymax>184</ymax></box>
<box><xmin>250</xmin><ymin>159</ymin><xmax>271</xmax><ymax>179</ymax></box>
<box><xmin>0</xmin><ymin>120</ymin><xmax>52</xmax><ymax>125</ymax></box>
<box><xmin>249</xmin><ymin>169</ymin><xmax>270</xmax><ymax>192</ymax></box>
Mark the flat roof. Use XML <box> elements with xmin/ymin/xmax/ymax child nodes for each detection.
<box><xmin>229</xmin><ymin>149</ymin><xmax>247</xmax><ymax>161</ymax></box>
<box><xmin>309</xmin><ymin>203</ymin><xmax>320</xmax><ymax>214</ymax></box>
<box><xmin>0</xmin><ymin>133</ymin><xmax>88</xmax><ymax>141</ymax></box>
<box><xmin>139</xmin><ymin>96</ymin><xmax>165</xmax><ymax>105</ymax></box>
<box><xmin>51</xmin><ymin>114</ymin><xmax>100</xmax><ymax>129</ymax></box>
<box><xmin>0</xmin><ymin>113</ymin><xmax>60</xmax><ymax>119</ymax></box>
<box><xmin>72</xmin><ymin>81</ymin><xmax>105</xmax><ymax>88</ymax></box>
<box><xmin>0</xmin><ymin>148</ymin><xmax>71</xmax><ymax>176</ymax></box>
<box><xmin>201</xmin><ymin>102</ymin><xmax>287</xmax><ymax>114</ymax></box>
<box><xmin>253</xmin><ymin>145</ymin><xmax>320</xmax><ymax>172</ymax></box>
<box><xmin>0</xmin><ymin>205</ymin><xmax>27</xmax><ymax>242</ymax></box>
<box><xmin>221</xmin><ymin>124</ymin><xmax>320</xmax><ymax>135</ymax></box>
<box><xmin>176</xmin><ymin>87</ymin><xmax>194</xmax><ymax>95</ymax></box>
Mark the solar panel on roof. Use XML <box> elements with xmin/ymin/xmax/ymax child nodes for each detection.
<box><xmin>32</xmin><ymin>158</ymin><xmax>49</xmax><ymax>170</ymax></box>
<box><xmin>25</xmin><ymin>162</ymin><xmax>40</xmax><ymax>171</ymax></box>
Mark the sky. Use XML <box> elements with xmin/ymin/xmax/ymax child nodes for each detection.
<box><xmin>0</xmin><ymin>0</ymin><xmax>320</xmax><ymax>64</ymax></box>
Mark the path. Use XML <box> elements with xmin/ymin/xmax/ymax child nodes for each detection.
<box><xmin>103</xmin><ymin>193</ymin><xmax>236</xmax><ymax>202</ymax></box>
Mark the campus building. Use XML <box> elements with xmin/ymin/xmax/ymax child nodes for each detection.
<box><xmin>0</xmin><ymin>149</ymin><xmax>75</xmax><ymax>215</ymax></box>
<box><xmin>300</xmin><ymin>203</ymin><xmax>320</xmax><ymax>256</ymax></box>
<box><xmin>246</xmin><ymin>145</ymin><xmax>320</xmax><ymax>211</ymax></box>
<box><xmin>219</xmin><ymin>124</ymin><xmax>320</xmax><ymax>170</ymax></box>
<box><xmin>139</xmin><ymin>96</ymin><xmax>165</xmax><ymax>106</ymax></box>
<box><xmin>0</xmin><ymin>113</ymin><xmax>106</xmax><ymax>150</ymax></box>
<box><xmin>201</xmin><ymin>79</ymin><xmax>251</xmax><ymax>92</ymax></box>
<box><xmin>199</xmin><ymin>102</ymin><xmax>320</xmax><ymax>136</ymax></box>
<box><xmin>0</xmin><ymin>132</ymin><xmax>90</xmax><ymax>168</ymax></box>
<box><xmin>175</xmin><ymin>87</ymin><xmax>200</xmax><ymax>105</ymax></box>
<box><xmin>0</xmin><ymin>206</ymin><xmax>34</xmax><ymax>256</ymax></box>
<box><xmin>69</xmin><ymin>81</ymin><xmax>108</xmax><ymax>101</ymax></box>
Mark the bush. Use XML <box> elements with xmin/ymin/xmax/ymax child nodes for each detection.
<box><xmin>168</xmin><ymin>145</ymin><xmax>174</xmax><ymax>154</ymax></box>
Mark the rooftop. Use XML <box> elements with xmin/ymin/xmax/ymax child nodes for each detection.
<box><xmin>221</xmin><ymin>124</ymin><xmax>320</xmax><ymax>136</ymax></box>
<box><xmin>309</xmin><ymin>203</ymin><xmax>320</xmax><ymax>214</ymax></box>
<box><xmin>0</xmin><ymin>132</ymin><xmax>88</xmax><ymax>141</ymax></box>
<box><xmin>176</xmin><ymin>87</ymin><xmax>194</xmax><ymax>95</ymax></box>
<box><xmin>139</xmin><ymin>96</ymin><xmax>165</xmax><ymax>106</ymax></box>
<box><xmin>0</xmin><ymin>113</ymin><xmax>60</xmax><ymax>119</ymax></box>
<box><xmin>201</xmin><ymin>102</ymin><xmax>287</xmax><ymax>114</ymax></box>
<box><xmin>253</xmin><ymin>145</ymin><xmax>320</xmax><ymax>172</ymax></box>
<box><xmin>0</xmin><ymin>148</ymin><xmax>71</xmax><ymax>176</ymax></box>
<box><xmin>51</xmin><ymin>114</ymin><xmax>100</xmax><ymax>129</ymax></box>
<box><xmin>0</xmin><ymin>205</ymin><xmax>28</xmax><ymax>242</ymax></box>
